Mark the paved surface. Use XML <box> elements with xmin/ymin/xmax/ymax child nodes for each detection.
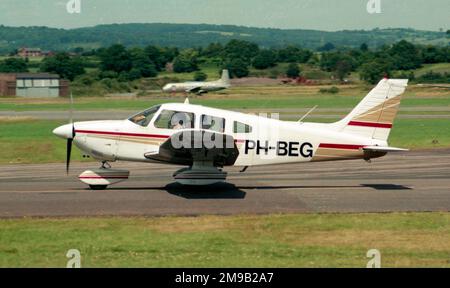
<box><xmin>0</xmin><ymin>150</ymin><xmax>449</xmax><ymax>217</ymax></box>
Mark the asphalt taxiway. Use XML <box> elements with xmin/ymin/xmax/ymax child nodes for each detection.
<box><xmin>0</xmin><ymin>150</ymin><xmax>449</xmax><ymax>217</ymax></box>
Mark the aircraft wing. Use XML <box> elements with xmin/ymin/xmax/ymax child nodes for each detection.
<box><xmin>144</xmin><ymin>130</ymin><xmax>239</xmax><ymax>167</ymax></box>
<box><xmin>186</xmin><ymin>86</ymin><xmax>203</xmax><ymax>93</ymax></box>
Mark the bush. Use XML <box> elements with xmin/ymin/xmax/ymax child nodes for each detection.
<box><xmin>319</xmin><ymin>86</ymin><xmax>340</xmax><ymax>94</ymax></box>
<box><xmin>286</xmin><ymin>63</ymin><xmax>300</xmax><ymax>78</ymax></box>
<box><xmin>252</xmin><ymin>50</ymin><xmax>277</xmax><ymax>70</ymax></box>
<box><xmin>415</xmin><ymin>71</ymin><xmax>450</xmax><ymax>83</ymax></box>
<box><xmin>359</xmin><ymin>60</ymin><xmax>392</xmax><ymax>84</ymax></box>
<box><xmin>74</xmin><ymin>73</ymin><xmax>97</xmax><ymax>86</ymax></box>
<box><xmin>173</xmin><ymin>49</ymin><xmax>199</xmax><ymax>73</ymax></box>
<box><xmin>0</xmin><ymin>58</ymin><xmax>28</xmax><ymax>73</ymax></box>
<box><xmin>223</xmin><ymin>59</ymin><xmax>249</xmax><ymax>78</ymax></box>
<box><xmin>99</xmin><ymin>70</ymin><xmax>118</xmax><ymax>79</ymax></box>
<box><xmin>40</xmin><ymin>52</ymin><xmax>85</xmax><ymax>81</ymax></box>
<box><xmin>193</xmin><ymin>71</ymin><xmax>207</xmax><ymax>81</ymax></box>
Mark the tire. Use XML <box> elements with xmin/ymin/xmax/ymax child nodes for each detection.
<box><xmin>89</xmin><ymin>185</ymin><xmax>108</xmax><ymax>190</ymax></box>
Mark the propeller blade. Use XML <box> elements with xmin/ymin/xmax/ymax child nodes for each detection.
<box><xmin>72</xmin><ymin>123</ymin><xmax>76</xmax><ymax>138</ymax></box>
<box><xmin>66</xmin><ymin>138</ymin><xmax>73</xmax><ymax>175</ymax></box>
<box><xmin>69</xmin><ymin>92</ymin><xmax>74</xmax><ymax>124</ymax></box>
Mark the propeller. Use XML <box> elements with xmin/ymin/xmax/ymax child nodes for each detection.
<box><xmin>66</xmin><ymin>92</ymin><xmax>76</xmax><ymax>174</ymax></box>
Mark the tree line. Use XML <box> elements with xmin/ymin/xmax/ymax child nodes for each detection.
<box><xmin>0</xmin><ymin>24</ymin><xmax>447</xmax><ymax>53</ymax></box>
<box><xmin>0</xmin><ymin>39</ymin><xmax>449</xmax><ymax>84</ymax></box>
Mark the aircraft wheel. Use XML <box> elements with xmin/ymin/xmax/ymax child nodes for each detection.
<box><xmin>89</xmin><ymin>185</ymin><xmax>108</xmax><ymax>190</ymax></box>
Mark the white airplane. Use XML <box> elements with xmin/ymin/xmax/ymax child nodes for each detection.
<box><xmin>53</xmin><ymin>78</ymin><xmax>408</xmax><ymax>190</ymax></box>
<box><xmin>162</xmin><ymin>69</ymin><xmax>230</xmax><ymax>94</ymax></box>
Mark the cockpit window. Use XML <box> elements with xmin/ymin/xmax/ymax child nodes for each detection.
<box><xmin>128</xmin><ymin>105</ymin><xmax>161</xmax><ymax>127</ymax></box>
<box><xmin>154</xmin><ymin>110</ymin><xmax>195</xmax><ymax>130</ymax></box>
<box><xmin>202</xmin><ymin>115</ymin><xmax>225</xmax><ymax>133</ymax></box>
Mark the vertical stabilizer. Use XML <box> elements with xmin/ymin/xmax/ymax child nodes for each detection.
<box><xmin>220</xmin><ymin>69</ymin><xmax>230</xmax><ymax>85</ymax></box>
<box><xmin>333</xmin><ymin>79</ymin><xmax>408</xmax><ymax>141</ymax></box>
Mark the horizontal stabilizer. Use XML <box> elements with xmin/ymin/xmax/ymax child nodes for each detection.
<box><xmin>363</xmin><ymin>146</ymin><xmax>409</xmax><ymax>153</ymax></box>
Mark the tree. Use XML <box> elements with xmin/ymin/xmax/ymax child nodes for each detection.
<box><xmin>252</xmin><ymin>50</ymin><xmax>277</xmax><ymax>69</ymax></box>
<box><xmin>318</xmin><ymin>42</ymin><xmax>336</xmax><ymax>52</ymax></box>
<box><xmin>360</xmin><ymin>43</ymin><xmax>369</xmax><ymax>52</ymax></box>
<box><xmin>421</xmin><ymin>46</ymin><xmax>447</xmax><ymax>64</ymax></box>
<box><xmin>201</xmin><ymin>43</ymin><xmax>224</xmax><ymax>58</ymax></box>
<box><xmin>0</xmin><ymin>58</ymin><xmax>28</xmax><ymax>73</ymax></box>
<box><xmin>72</xmin><ymin>47</ymin><xmax>84</xmax><ymax>54</ymax></box>
<box><xmin>173</xmin><ymin>49</ymin><xmax>199</xmax><ymax>73</ymax></box>
<box><xmin>40</xmin><ymin>53</ymin><xmax>85</xmax><ymax>81</ymax></box>
<box><xmin>223</xmin><ymin>40</ymin><xmax>259</xmax><ymax>64</ymax></box>
<box><xmin>360</xmin><ymin>60</ymin><xmax>392</xmax><ymax>84</ymax></box>
<box><xmin>99</xmin><ymin>44</ymin><xmax>132</xmax><ymax>74</ymax></box>
<box><xmin>320</xmin><ymin>52</ymin><xmax>357</xmax><ymax>77</ymax></box>
<box><xmin>193</xmin><ymin>71</ymin><xmax>207</xmax><ymax>81</ymax></box>
<box><xmin>335</xmin><ymin>60</ymin><xmax>353</xmax><ymax>81</ymax></box>
<box><xmin>8</xmin><ymin>49</ymin><xmax>18</xmax><ymax>57</ymax></box>
<box><xmin>277</xmin><ymin>46</ymin><xmax>311</xmax><ymax>63</ymax></box>
<box><xmin>286</xmin><ymin>63</ymin><xmax>300</xmax><ymax>78</ymax></box>
<box><xmin>224</xmin><ymin>58</ymin><xmax>249</xmax><ymax>78</ymax></box>
<box><xmin>145</xmin><ymin>45</ymin><xmax>171</xmax><ymax>71</ymax></box>
<box><xmin>129</xmin><ymin>47</ymin><xmax>157</xmax><ymax>78</ymax></box>
<box><xmin>389</xmin><ymin>40</ymin><xmax>422</xmax><ymax>70</ymax></box>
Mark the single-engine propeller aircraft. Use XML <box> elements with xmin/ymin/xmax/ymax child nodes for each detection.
<box><xmin>162</xmin><ymin>69</ymin><xmax>230</xmax><ymax>95</ymax></box>
<box><xmin>54</xmin><ymin>78</ymin><xmax>408</xmax><ymax>190</ymax></box>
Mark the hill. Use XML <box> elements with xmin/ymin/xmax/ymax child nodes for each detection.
<box><xmin>0</xmin><ymin>23</ymin><xmax>448</xmax><ymax>53</ymax></box>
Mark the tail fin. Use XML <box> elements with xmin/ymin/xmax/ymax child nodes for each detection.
<box><xmin>335</xmin><ymin>79</ymin><xmax>408</xmax><ymax>141</ymax></box>
<box><xmin>220</xmin><ymin>69</ymin><xmax>230</xmax><ymax>85</ymax></box>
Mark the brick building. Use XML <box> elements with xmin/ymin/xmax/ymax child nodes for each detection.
<box><xmin>0</xmin><ymin>73</ymin><xmax>69</xmax><ymax>98</ymax></box>
<box><xmin>17</xmin><ymin>48</ymin><xmax>43</xmax><ymax>58</ymax></box>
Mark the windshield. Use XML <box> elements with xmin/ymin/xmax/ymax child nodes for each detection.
<box><xmin>128</xmin><ymin>105</ymin><xmax>161</xmax><ymax>127</ymax></box>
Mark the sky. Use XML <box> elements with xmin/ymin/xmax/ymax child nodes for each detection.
<box><xmin>0</xmin><ymin>0</ymin><xmax>448</xmax><ymax>31</ymax></box>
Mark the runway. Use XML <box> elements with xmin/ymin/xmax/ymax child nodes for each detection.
<box><xmin>0</xmin><ymin>149</ymin><xmax>449</xmax><ymax>217</ymax></box>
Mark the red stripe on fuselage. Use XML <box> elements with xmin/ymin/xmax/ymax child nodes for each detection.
<box><xmin>319</xmin><ymin>143</ymin><xmax>366</xmax><ymax>150</ymax></box>
<box><xmin>75</xmin><ymin>130</ymin><xmax>170</xmax><ymax>139</ymax></box>
<box><xmin>348</xmin><ymin>121</ymin><xmax>392</xmax><ymax>129</ymax></box>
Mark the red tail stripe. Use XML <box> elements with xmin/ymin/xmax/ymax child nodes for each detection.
<box><xmin>348</xmin><ymin>121</ymin><xmax>392</xmax><ymax>129</ymax></box>
<box><xmin>75</xmin><ymin>130</ymin><xmax>170</xmax><ymax>139</ymax></box>
<box><xmin>319</xmin><ymin>143</ymin><xmax>366</xmax><ymax>150</ymax></box>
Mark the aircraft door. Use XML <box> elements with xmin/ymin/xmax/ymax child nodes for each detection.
<box><xmin>232</xmin><ymin>121</ymin><xmax>254</xmax><ymax>166</ymax></box>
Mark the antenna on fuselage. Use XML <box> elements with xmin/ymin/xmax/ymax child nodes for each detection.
<box><xmin>298</xmin><ymin>105</ymin><xmax>318</xmax><ymax>123</ymax></box>
<box><xmin>184</xmin><ymin>97</ymin><xmax>190</xmax><ymax>105</ymax></box>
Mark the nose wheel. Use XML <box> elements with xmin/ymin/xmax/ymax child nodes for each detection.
<box><xmin>89</xmin><ymin>185</ymin><xmax>108</xmax><ymax>190</ymax></box>
<box><xmin>78</xmin><ymin>163</ymin><xmax>130</xmax><ymax>190</ymax></box>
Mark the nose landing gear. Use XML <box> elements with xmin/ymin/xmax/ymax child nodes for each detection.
<box><xmin>78</xmin><ymin>162</ymin><xmax>130</xmax><ymax>190</ymax></box>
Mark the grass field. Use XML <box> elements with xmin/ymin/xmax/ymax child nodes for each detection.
<box><xmin>1</xmin><ymin>84</ymin><xmax>449</xmax><ymax>111</ymax></box>
<box><xmin>0</xmin><ymin>213</ymin><xmax>449</xmax><ymax>267</ymax></box>
<box><xmin>0</xmin><ymin>119</ymin><xmax>87</xmax><ymax>164</ymax></box>
<box><xmin>413</xmin><ymin>63</ymin><xmax>450</xmax><ymax>77</ymax></box>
